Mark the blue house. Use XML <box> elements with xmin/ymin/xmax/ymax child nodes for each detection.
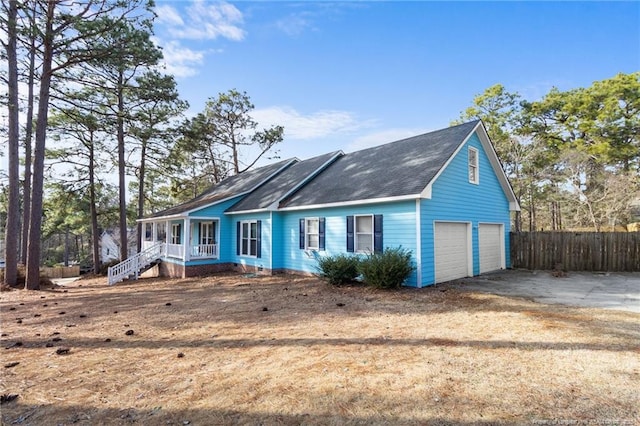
<box><xmin>118</xmin><ymin>120</ymin><xmax>519</xmax><ymax>287</ymax></box>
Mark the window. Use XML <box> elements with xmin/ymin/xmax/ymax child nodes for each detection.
<box><xmin>355</xmin><ymin>215</ymin><xmax>374</xmax><ymax>252</ymax></box>
<box><xmin>306</xmin><ymin>218</ymin><xmax>319</xmax><ymax>250</ymax></box>
<box><xmin>240</xmin><ymin>221</ymin><xmax>258</xmax><ymax>257</ymax></box>
<box><xmin>299</xmin><ymin>217</ymin><xmax>325</xmax><ymax>250</ymax></box>
<box><xmin>200</xmin><ymin>222</ymin><xmax>215</xmax><ymax>245</ymax></box>
<box><xmin>468</xmin><ymin>147</ymin><xmax>479</xmax><ymax>184</ymax></box>
<box><xmin>347</xmin><ymin>215</ymin><xmax>382</xmax><ymax>254</ymax></box>
<box><xmin>144</xmin><ymin>223</ymin><xmax>152</xmax><ymax>241</ymax></box>
<box><xmin>157</xmin><ymin>223</ymin><xmax>166</xmax><ymax>242</ymax></box>
<box><xmin>171</xmin><ymin>223</ymin><xmax>181</xmax><ymax>244</ymax></box>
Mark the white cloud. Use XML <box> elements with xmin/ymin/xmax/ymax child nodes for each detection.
<box><xmin>155</xmin><ymin>4</ymin><xmax>184</xmax><ymax>27</ymax></box>
<box><xmin>159</xmin><ymin>0</ymin><xmax>245</xmax><ymax>41</ymax></box>
<box><xmin>155</xmin><ymin>39</ymin><xmax>204</xmax><ymax>78</ymax></box>
<box><xmin>276</xmin><ymin>12</ymin><xmax>315</xmax><ymax>37</ymax></box>
<box><xmin>251</xmin><ymin>106</ymin><xmax>375</xmax><ymax>140</ymax></box>
<box><xmin>347</xmin><ymin>128</ymin><xmax>431</xmax><ymax>152</ymax></box>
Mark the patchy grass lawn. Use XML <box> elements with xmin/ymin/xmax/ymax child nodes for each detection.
<box><xmin>1</xmin><ymin>273</ymin><xmax>638</xmax><ymax>425</ymax></box>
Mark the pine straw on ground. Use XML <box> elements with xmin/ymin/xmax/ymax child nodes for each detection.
<box><xmin>1</xmin><ymin>273</ymin><xmax>638</xmax><ymax>426</ymax></box>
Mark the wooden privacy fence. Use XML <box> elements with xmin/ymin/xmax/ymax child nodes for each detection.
<box><xmin>510</xmin><ymin>232</ymin><xmax>640</xmax><ymax>272</ymax></box>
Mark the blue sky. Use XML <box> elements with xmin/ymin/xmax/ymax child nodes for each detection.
<box><xmin>152</xmin><ymin>1</ymin><xmax>639</xmax><ymax>165</ymax></box>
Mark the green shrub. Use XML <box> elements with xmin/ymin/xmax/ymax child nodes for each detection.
<box><xmin>359</xmin><ymin>247</ymin><xmax>415</xmax><ymax>289</ymax></box>
<box><xmin>315</xmin><ymin>254</ymin><xmax>361</xmax><ymax>285</ymax></box>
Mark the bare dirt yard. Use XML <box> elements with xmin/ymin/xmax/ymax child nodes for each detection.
<box><xmin>1</xmin><ymin>273</ymin><xmax>638</xmax><ymax>425</ymax></box>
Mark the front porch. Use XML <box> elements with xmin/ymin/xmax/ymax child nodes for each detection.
<box><xmin>141</xmin><ymin>217</ymin><xmax>220</xmax><ymax>263</ymax></box>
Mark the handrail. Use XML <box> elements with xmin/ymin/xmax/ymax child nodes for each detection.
<box><xmin>107</xmin><ymin>242</ymin><xmax>164</xmax><ymax>285</ymax></box>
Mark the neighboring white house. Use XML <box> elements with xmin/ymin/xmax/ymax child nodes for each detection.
<box><xmin>100</xmin><ymin>228</ymin><xmax>137</xmax><ymax>263</ymax></box>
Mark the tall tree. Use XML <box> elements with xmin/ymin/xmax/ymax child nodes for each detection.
<box><xmin>204</xmin><ymin>89</ymin><xmax>284</xmax><ymax>175</ymax></box>
<box><xmin>23</xmin><ymin>0</ymin><xmax>155</xmax><ymax>289</ymax></box>
<box><xmin>172</xmin><ymin>90</ymin><xmax>284</xmax><ymax>196</ymax></box>
<box><xmin>1</xmin><ymin>0</ymin><xmax>20</xmax><ymax>286</ymax></box>
<box><xmin>128</xmin><ymin>70</ymin><xmax>187</xmax><ymax>251</ymax></box>
<box><xmin>520</xmin><ymin>72</ymin><xmax>640</xmax><ymax>230</ymax></box>
<box><xmin>48</xmin><ymin>96</ymin><xmax>111</xmax><ymax>274</ymax></box>
<box><xmin>20</xmin><ymin>1</ymin><xmax>37</xmax><ymax>264</ymax></box>
<box><xmin>75</xmin><ymin>18</ymin><xmax>162</xmax><ymax>261</ymax></box>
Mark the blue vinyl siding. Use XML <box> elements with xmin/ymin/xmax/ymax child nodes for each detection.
<box><xmin>277</xmin><ymin>201</ymin><xmax>418</xmax><ymax>286</ymax></box>
<box><xmin>187</xmin><ymin>197</ymin><xmax>241</xmax><ymax>265</ymax></box>
<box><xmin>420</xmin><ymin>132</ymin><xmax>511</xmax><ymax>286</ymax></box>
<box><xmin>229</xmin><ymin>212</ymin><xmax>272</xmax><ymax>270</ymax></box>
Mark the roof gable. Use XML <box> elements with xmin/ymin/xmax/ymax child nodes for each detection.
<box><xmin>226</xmin><ymin>151</ymin><xmax>343</xmax><ymax>213</ymax></box>
<box><xmin>146</xmin><ymin>158</ymin><xmax>296</xmax><ymax>219</ymax></box>
<box><xmin>280</xmin><ymin>121</ymin><xmax>480</xmax><ymax>208</ymax></box>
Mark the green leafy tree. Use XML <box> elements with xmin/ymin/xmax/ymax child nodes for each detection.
<box><xmin>69</xmin><ymin>14</ymin><xmax>161</xmax><ymax>261</ymax></box>
<box><xmin>128</xmin><ymin>70</ymin><xmax>187</xmax><ymax>250</ymax></box>
<box><xmin>520</xmin><ymin>72</ymin><xmax>640</xmax><ymax>230</ymax></box>
<box><xmin>15</xmin><ymin>0</ymin><xmax>155</xmax><ymax>289</ymax></box>
<box><xmin>48</xmin><ymin>92</ymin><xmax>113</xmax><ymax>274</ymax></box>
<box><xmin>173</xmin><ymin>90</ymin><xmax>284</xmax><ymax>193</ymax></box>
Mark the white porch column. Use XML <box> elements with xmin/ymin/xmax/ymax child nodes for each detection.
<box><xmin>165</xmin><ymin>220</ymin><xmax>170</xmax><ymax>257</ymax></box>
<box><xmin>184</xmin><ymin>217</ymin><xmax>191</xmax><ymax>261</ymax></box>
<box><xmin>152</xmin><ymin>222</ymin><xmax>157</xmax><ymax>243</ymax></box>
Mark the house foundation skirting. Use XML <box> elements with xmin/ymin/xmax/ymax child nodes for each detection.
<box><xmin>158</xmin><ymin>261</ymin><xmax>280</xmax><ymax>278</ymax></box>
<box><xmin>158</xmin><ymin>262</ymin><xmax>235</xmax><ymax>278</ymax></box>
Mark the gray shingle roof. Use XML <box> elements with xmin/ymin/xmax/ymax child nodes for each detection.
<box><xmin>147</xmin><ymin>159</ymin><xmax>295</xmax><ymax>218</ymax></box>
<box><xmin>280</xmin><ymin>120</ymin><xmax>480</xmax><ymax>208</ymax></box>
<box><xmin>226</xmin><ymin>151</ymin><xmax>343</xmax><ymax>213</ymax></box>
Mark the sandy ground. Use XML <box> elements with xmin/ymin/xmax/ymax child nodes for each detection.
<box><xmin>1</xmin><ymin>273</ymin><xmax>639</xmax><ymax>425</ymax></box>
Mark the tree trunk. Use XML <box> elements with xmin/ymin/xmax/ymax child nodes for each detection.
<box><xmin>21</xmin><ymin>2</ymin><xmax>36</xmax><ymax>265</ymax></box>
<box><xmin>4</xmin><ymin>0</ymin><xmax>20</xmax><ymax>287</ymax></box>
<box><xmin>88</xmin><ymin>132</ymin><xmax>101</xmax><ymax>275</ymax></box>
<box><xmin>137</xmin><ymin>140</ymin><xmax>147</xmax><ymax>252</ymax></box>
<box><xmin>117</xmin><ymin>69</ymin><xmax>128</xmax><ymax>261</ymax></box>
<box><xmin>26</xmin><ymin>0</ymin><xmax>56</xmax><ymax>290</ymax></box>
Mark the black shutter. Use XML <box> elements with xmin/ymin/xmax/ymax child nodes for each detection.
<box><xmin>319</xmin><ymin>218</ymin><xmax>326</xmax><ymax>251</ymax></box>
<box><xmin>374</xmin><ymin>214</ymin><xmax>383</xmax><ymax>253</ymax></box>
<box><xmin>346</xmin><ymin>215</ymin><xmax>354</xmax><ymax>252</ymax></box>
<box><xmin>299</xmin><ymin>218</ymin><xmax>305</xmax><ymax>249</ymax></box>
<box><xmin>256</xmin><ymin>220</ymin><xmax>262</xmax><ymax>258</ymax></box>
<box><xmin>236</xmin><ymin>221</ymin><xmax>241</xmax><ymax>256</ymax></box>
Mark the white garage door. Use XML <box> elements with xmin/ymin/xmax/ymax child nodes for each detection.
<box><xmin>479</xmin><ymin>224</ymin><xmax>503</xmax><ymax>274</ymax></box>
<box><xmin>434</xmin><ymin>222</ymin><xmax>470</xmax><ymax>283</ymax></box>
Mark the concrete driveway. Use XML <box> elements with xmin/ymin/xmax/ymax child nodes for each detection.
<box><xmin>456</xmin><ymin>269</ymin><xmax>640</xmax><ymax>313</ymax></box>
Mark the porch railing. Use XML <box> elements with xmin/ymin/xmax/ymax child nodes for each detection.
<box><xmin>140</xmin><ymin>241</ymin><xmax>218</xmax><ymax>260</ymax></box>
<box><xmin>107</xmin><ymin>242</ymin><xmax>163</xmax><ymax>285</ymax></box>
<box><xmin>191</xmin><ymin>244</ymin><xmax>218</xmax><ymax>258</ymax></box>
<box><xmin>166</xmin><ymin>243</ymin><xmax>184</xmax><ymax>259</ymax></box>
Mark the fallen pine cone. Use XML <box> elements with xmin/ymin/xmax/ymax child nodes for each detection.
<box><xmin>0</xmin><ymin>394</ymin><xmax>19</xmax><ymax>404</ymax></box>
<box><xmin>125</xmin><ymin>330</ymin><xmax>134</xmax><ymax>336</ymax></box>
<box><xmin>55</xmin><ymin>348</ymin><xmax>70</xmax><ymax>355</ymax></box>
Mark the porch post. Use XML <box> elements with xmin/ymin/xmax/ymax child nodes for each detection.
<box><xmin>184</xmin><ymin>217</ymin><xmax>191</xmax><ymax>261</ymax></box>
<box><xmin>152</xmin><ymin>222</ymin><xmax>157</xmax><ymax>243</ymax></box>
<box><xmin>165</xmin><ymin>220</ymin><xmax>170</xmax><ymax>257</ymax></box>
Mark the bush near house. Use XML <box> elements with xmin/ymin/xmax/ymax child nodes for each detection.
<box><xmin>359</xmin><ymin>247</ymin><xmax>415</xmax><ymax>289</ymax></box>
<box><xmin>315</xmin><ymin>254</ymin><xmax>361</xmax><ymax>285</ymax></box>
